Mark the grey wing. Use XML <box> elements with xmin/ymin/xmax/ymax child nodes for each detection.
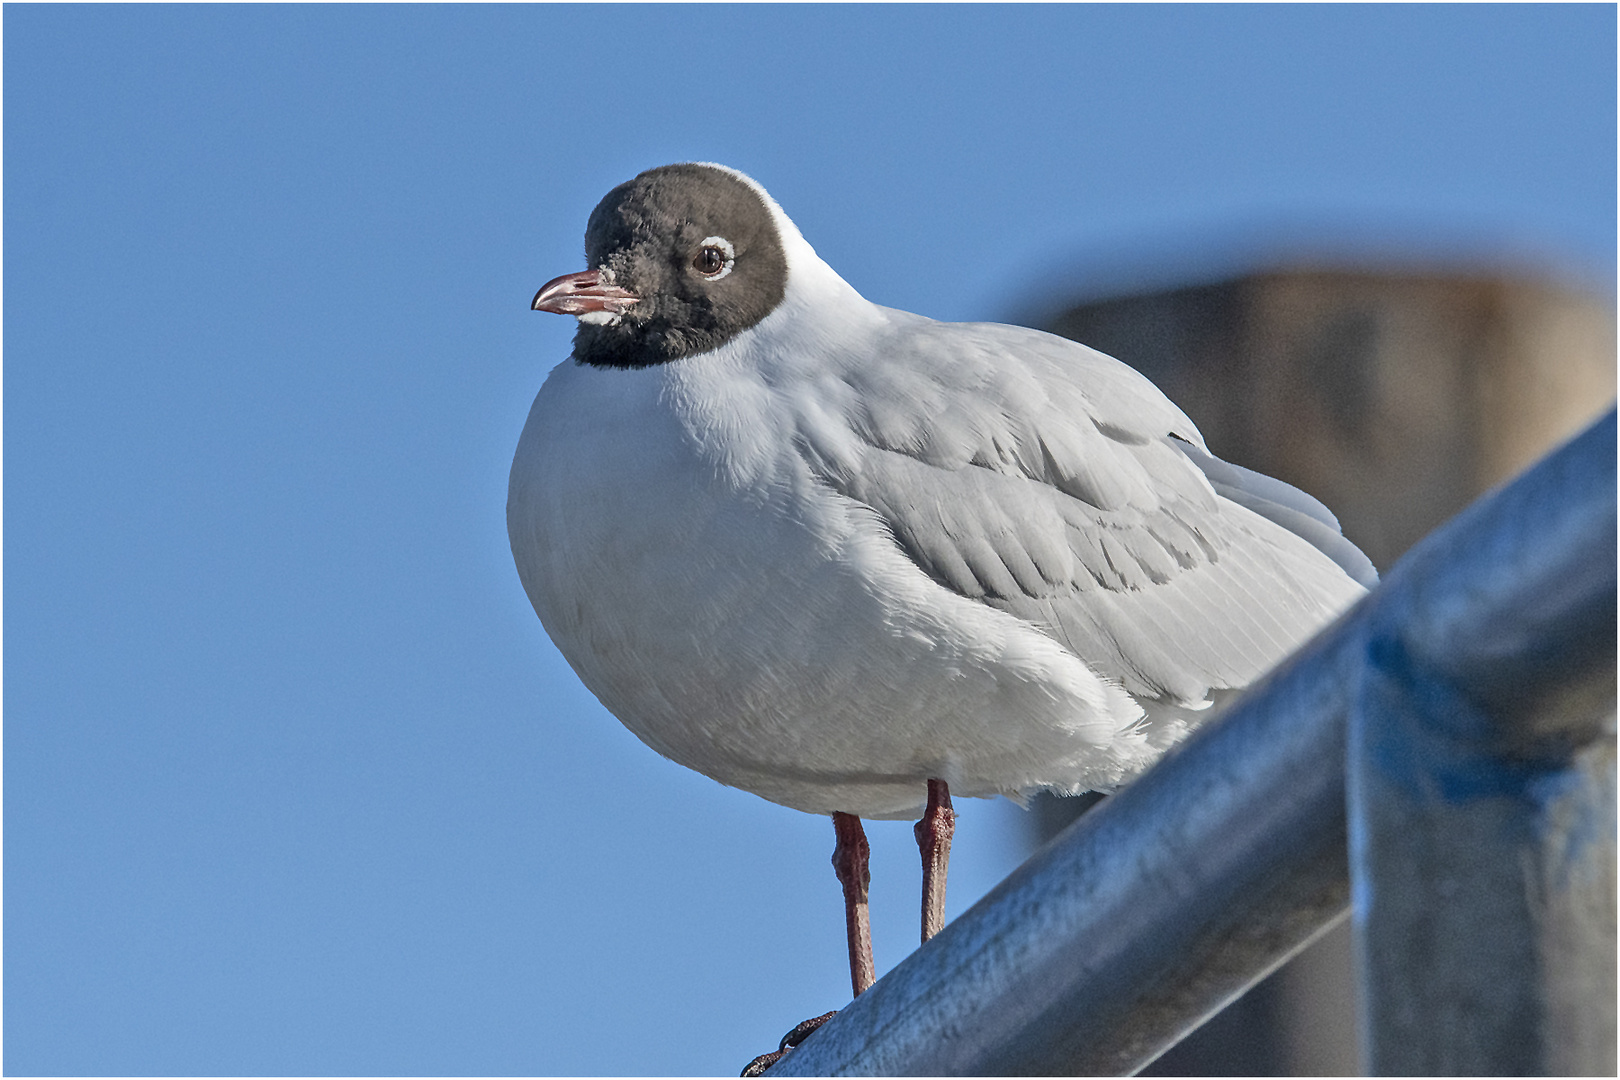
<box><xmin>1174</xmin><ymin>439</ymin><xmax>1379</xmax><ymax>589</ymax></box>
<box><xmin>800</xmin><ymin>316</ymin><xmax>1373</xmax><ymax>707</ymax></box>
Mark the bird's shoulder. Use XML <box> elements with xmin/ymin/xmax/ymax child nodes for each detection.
<box><xmin>788</xmin><ymin>308</ymin><xmax>1218</xmax><ymax>530</ymax></box>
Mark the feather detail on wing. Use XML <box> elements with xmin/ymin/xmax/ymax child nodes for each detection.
<box><xmin>792</xmin><ymin>312</ymin><xmax>1372</xmax><ymax>709</ymax></box>
<box><xmin>1173</xmin><ymin>438</ymin><xmax>1380</xmax><ymax>589</ymax></box>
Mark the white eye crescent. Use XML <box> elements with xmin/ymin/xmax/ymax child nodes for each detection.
<box><xmin>693</xmin><ymin>236</ymin><xmax>735</xmax><ymax>280</ymax></box>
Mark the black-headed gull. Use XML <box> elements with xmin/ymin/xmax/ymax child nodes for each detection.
<box><xmin>509</xmin><ymin>163</ymin><xmax>1375</xmax><ymax>1062</ymax></box>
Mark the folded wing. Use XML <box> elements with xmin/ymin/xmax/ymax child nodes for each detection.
<box><xmin>795</xmin><ymin>314</ymin><xmax>1373</xmax><ymax>708</ymax></box>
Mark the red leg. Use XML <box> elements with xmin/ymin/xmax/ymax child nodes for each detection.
<box><xmin>914</xmin><ymin>779</ymin><xmax>956</xmax><ymax>943</ymax></box>
<box><xmin>740</xmin><ymin>815</ymin><xmax>874</xmax><ymax>1075</ymax></box>
<box><xmin>831</xmin><ymin>811</ymin><xmax>875</xmax><ymax>996</ymax></box>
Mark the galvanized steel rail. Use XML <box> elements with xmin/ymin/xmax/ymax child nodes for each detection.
<box><xmin>771</xmin><ymin>409</ymin><xmax>1616</xmax><ymax>1077</ymax></box>
<box><xmin>1351</xmin><ymin>409</ymin><xmax>1616</xmax><ymax>1074</ymax></box>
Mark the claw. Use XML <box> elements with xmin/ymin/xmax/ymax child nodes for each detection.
<box><xmin>780</xmin><ymin>1010</ymin><xmax>838</xmax><ymax>1049</ymax></box>
<box><xmin>740</xmin><ymin>1050</ymin><xmax>782</xmax><ymax>1077</ymax></box>
<box><xmin>740</xmin><ymin>1010</ymin><xmax>838</xmax><ymax>1076</ymax></box>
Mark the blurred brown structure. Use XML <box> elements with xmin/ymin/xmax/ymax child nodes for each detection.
<box><xmin>1028</xmin><ymin>264</ymin><xmax>1617</xmax><ymax>1075</ymax></box>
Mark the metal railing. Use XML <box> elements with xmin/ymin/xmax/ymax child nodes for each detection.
<box><xmin>772</xmin><ymin>408</ymin><xmax>1616</xmax><ymax>1077</ymax></box>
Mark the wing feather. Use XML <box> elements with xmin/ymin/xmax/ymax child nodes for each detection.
<box><xmin>796</xmin><ymin>310</ymin><xmax>1372</xmax><ymax>708</ymax></box>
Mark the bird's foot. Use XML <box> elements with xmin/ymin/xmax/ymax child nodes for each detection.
<box><xmin>740</xmin><ymin>1010</ymin><xmax>838</xmax><ymax>1076</ymax></box>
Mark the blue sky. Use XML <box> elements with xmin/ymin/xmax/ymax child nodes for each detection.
<box><xmin>6</xmin><ymin>5</ymin><xmax>1614</xmax><ymax>1075</ymax></box>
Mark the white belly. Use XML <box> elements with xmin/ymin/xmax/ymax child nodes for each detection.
<box><xmin>507</xmin><ymin>359</ymin><xmax>1155</xmax><ymax>819</ymax></box>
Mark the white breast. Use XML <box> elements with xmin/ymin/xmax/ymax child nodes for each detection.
<box><xmin>507</xmin><ymin>346</ymin><xmax>1167</xmax><ymax>820</ymax></box>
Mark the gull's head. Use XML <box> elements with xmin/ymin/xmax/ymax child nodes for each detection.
<box><xmin>533</xmin><ymin>163</ymin><xmax>791</xmax><ymax>370</ymax></box>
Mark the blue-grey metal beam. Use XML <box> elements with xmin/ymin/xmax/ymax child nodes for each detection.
<box><xmin>770</xmin><ymin>409</ymin><xmax>1615</xmax><ymax>1077</ymax></box>
<box><xmin>1351</xmin><ymin>409</ymin><xmax>1616</xmax><ymax>1075</ymax></box>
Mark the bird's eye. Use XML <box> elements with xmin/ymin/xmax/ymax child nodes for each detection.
<box><xmin>692</xmin><ymin>236</ymin><xmax>735</xmax><ymax>281</ymax></box>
